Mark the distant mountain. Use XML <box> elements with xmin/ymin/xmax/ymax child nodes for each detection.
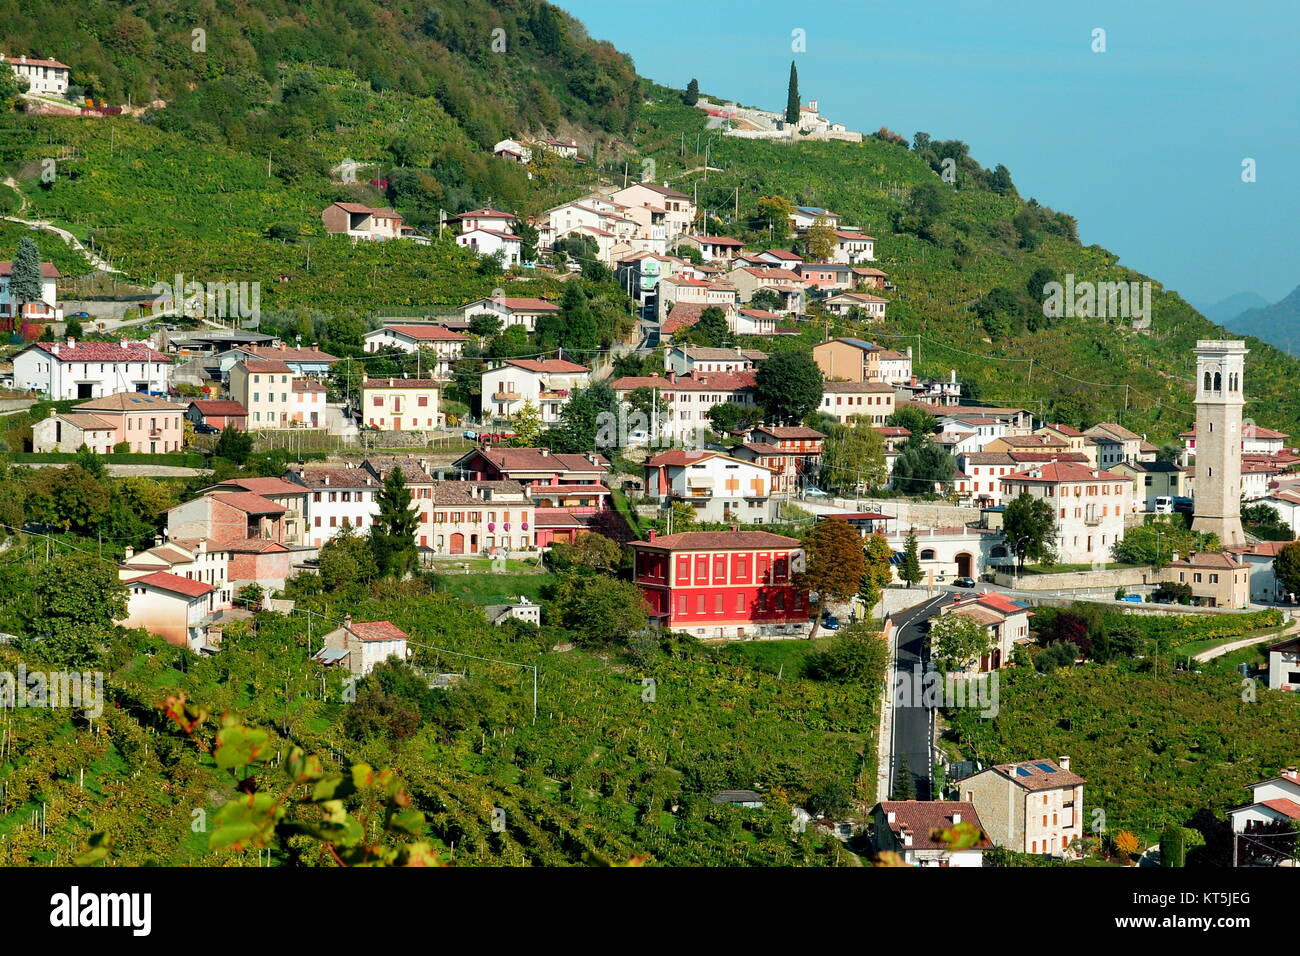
<box><xmin>1226</xmin><ymin>285</ymin><xmax>1300</xmax><ymax>356</ymax></box>
<box><xmin>1196</xmin><ymin>291</ymin><xmax>1269</xmax><ymax>325</ymax></box>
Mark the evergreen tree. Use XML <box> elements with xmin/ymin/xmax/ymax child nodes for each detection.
<box><xmin>784</xmin><ymin>61</ymin><xmax>800</xmax><ymax>124</ymax></box>
<box><xmin>370</xmin><ymin>467</ymin><xmax>419</xmax><ymax>578</ymax></box>
<box><xmin>892</xmin><ymin>755</ymin><xmax>916</xmax><ymax>800</ymax></box>
<box><xmin>10</xmin><ymin>238</ymin><xmax>44</xmax><ymax>325</ymax></box>
<box><xmin>683</xmin><ymin>78</ymin><xmax>700</xmax><ymax>105</ymax></box>
<box><xmin>899</xmin><ymin>529</ymin><xmax>924</xmax><ymax>588</ymax></box>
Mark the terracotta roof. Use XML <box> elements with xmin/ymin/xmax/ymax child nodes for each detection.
<box><xmin>670</xmin><ymin>370</ymin><xmax>756</xmax><ymax>392</ymax></box>
<box><xmin>611</xmin><ymin>375</ymin><xmax>673</xmax><ymax>391</ymax></box>
<box><xmin>1166</xmin><ymin>551</ymin><xmax>1245</xmax><ymax>570</ymax></box>
<box><xmin>645</xmin><ymin>450</ymin><xmax>714</xmax><ymax>467</ymax></box>
<box><xmin>211</xmin><ymin>492</ymin><xmax>286</xmax><ymax>515</ymax></box>
<box><xmin>1231</xmin><ymin>541</ymin><xmax>1290</xmax><ymax>558</ymax></box>
<box><xmin>992</xmin><ymin>759</ymin><xmax>1086</xmax><ymax>791</ymax></box>
<box><xmin>361</xmin><ymin>456</ymin><xmax>434</xmax><ymax>483</ymax></box>
<box><xmin>753</xmin><ymin>425</ymin><xmax>826</xmax><ymax>440</ymax></box>
<box><xmin>677</xmin><ymin>346</ymin><xmax>768</xmax><ymax>361</ymax></box>
<box><xmin>243</xmin><ymin>345</ymin><xmax>339</xmax><ymax>364</ymax></box>
<box><xmin>190</xmin><ymin>400</ymin><xmax>248</xmax><ymax>417</ymax></box>
<box><xmin>288</xmin><ymin>467</ymin><xmax>381</xmax><ymax>489</ymax></box>
<box><xmin>835</xmin><ymin>230</ymin><xmax>876</xmax><ymax>241</ymax></box>
<box><xmin>362</xmin><ymin>378</ymin><xmax>443</xmax><ymax>389</ymax></box>
<box><xmin>292</xmin><ymin>379</ymin><xmax>328</xmax><ymax>393</ymax></box>
<box><xmin>4</xmin><ymin>56</ymin><xmax>70</xmax><ymax>70</ymax></box>
<box><xmin>58</xmin><ymin>413</ymin><xmax>114</xmax><ymax>430</ymax></box>
<box><xmin>1003</xmin><ymin>462</ymin><xmax>1129</xmax><ymax>483</ymax></box>
<box><xmin>1258</xmin><ymin>798</ymin><xmax>1300</xmax><ymax>820</ymax></box>
<box><xmin>347</xmin><ymin>620</ymin><xmax>410</xmax><ymax>643</ymax></box>
<box><xmin>224</xmin><ymin>538</ymin><xmax>290</xmax><ymax>554</ymax></box>
<box><xmin>948</xmin><ymin>604</ymin><xmax>1004</xmax><ymax>627</ymax></box>
<box><xmin>469</xmin><ymin>447</ymin><xmax>608</xmax><ymax>474</ymax></box>
<box><xmin>827</xmin><ymin>292</ymin><xmax>887</xmax><ymax>304</ymax></box>
<box><xmin>994</xmin><ymin>435</ymin><xmax>1070</xmax><ymax>448</ymax></box>
<box><xmin>633</xmin><ymin>530</ymin><xmax>802</xmax><ymax>552</ymax></box>
<box><xmin>501</xmin><ymin>359</ymin><xmax>590</xmax><ymax>374</ymax></box>
<box><xmin>761</xmin><ymin>249</ymin><xmax>803</xmax><ymax>261</ymax></box>
<box><xmin>1085</xmin><ymin>422</ymin><xmax>1143</xmax><ymax>442</ymax></box>
<box><xmin>213</xmin><ymin>477</ymin><xmax>305</xmax><ymax>496</ymax></box>
<box><xmin>240</xmin><ymin>359</ymin><xmax>293</xmax><ymax>374</ymax></box>
<box><xmin>376</xmin><ymin>324</ymin><xmax>467</xmax><ymax>342</ymax></box>
<box><xmin>425</xmin><ymin>480</ymin><xmax>527</xmax><ymax>504</ymax></box>
<box><xmin>631</xmin><ymin>183</ymin><xmax>690</xmax><ymax>199</ymax></box>
<box><xmin>75</xmin><ymin>392</ymin><xmax>184</xmax><ymax>412</ymax></box>
<box><xmin>823</xmin><ymin>381</ymin><xmax>894</xmax><ymax>393</ymax></box>
<box><xmin>470</xmin><ymin>297</ymin><xmax>561</xmax><ymax>312</ymax></box>
<box><xmin>456</xmin><ymin>208</ymin><xmax>516</xmax><ymax>219</ymax></box>
<box><xmin>964</xmin><ymin>451</ymin><xmax>1088</xmax><ymax>465</ymax></box>
<box><xmin>690</xmin><ymin>235</ymin><xmax>745</xmax><ymax>247</ymax></box>
<box><xmin>0</xmin><ymin>260</ymin><xmax>60</xmax><ymax>278</ymax></box>
<box><xmin>875</xmin><ymin>801</ymin><xmax>991</xmax><ymax>852</ymax></box>
<box><xmin>532</xmin><ymin>508</ymin><xmax>585</xmax><ymax>527</ymax></box>
<box><xmin>131</xmin><ymin>571</ymin><xmax>214</xmax><ymax>599</ymax></box>
<box><xmin>31</xmin><ymin>341</ymin><xmax>169</xmax><ymax>363</ymax></box>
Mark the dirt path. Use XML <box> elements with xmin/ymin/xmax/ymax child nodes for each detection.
<box><xmin>1</xmin><ymin>178</ymin><xmax>123</xmax><ymax>274</ymax></box>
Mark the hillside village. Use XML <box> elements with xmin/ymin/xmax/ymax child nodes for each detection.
<box><xmin>0</xmin><ymin>7</ymin><xmax>1295</xmax><ymax>876</ymax></box>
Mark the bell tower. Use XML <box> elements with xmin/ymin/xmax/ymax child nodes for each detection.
<box><xmin>1190</xmin><ymin>340</ymin><xmax>1248</xmax><ymax>547</ymax></box>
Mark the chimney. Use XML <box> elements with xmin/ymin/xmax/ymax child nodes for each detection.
<box><xmin>124</xmin><ymin>546</ymin><xmax>134</xmax><ymax>560</ymax></box>
<box><xmin>731</xmin><ymin>525</ymin><xmax>738</xmax><ymax>532</ymax></box>
<box><xmin>648</xmin><ymin>529</ymin><xmax>657</xmax><ymax>542</ymax></box>
<box><xmin>901</xmin><ymin>827</ymin><xmax>913</xmax><ymax>847</ymax></box>
<box><xmin>154</xmin><ymin>535</ymin><xmax>163</xmax><ymax>547</ymax></box>
<box><xmin>1058</xmin><ymin>756</ymin><xmax>1071</xmax><ymax>772</ymax></box>
<box><xmin>950</xmin><ymin>368</ymin><xmax>957</xmax><ymax>384</ymax></box>
<box><xmin>66</xmin><ymin>336</ymin><xmax>75</xmax><ymax>347</ymax></box>
<box><xmin>952</xmin><ymin>812</ymin><xmax>962</xmax><ymax>825</ymax></box>
<box><xmin>121</xmin><ymin>339</ymin><xmax>130</xmax><ymax>349</ymax></box>
<box><xmin>322</xmin><ymin>475</ymin><xmax>329</xmax><ymax>485</ymax></box>
<box><xmin>343</xmin><ymin>614</ymin><xmax>353</xmax><ymax>630</ymax></box>
<box><xmin>540</xmin><ymin>448</ymin><xmax>549</xmax><ymax>457</ymax></box>
<box><xmin>886</xmin><ymin>810</ymin><xmax>895</xmax><ymax>823</ymax></box>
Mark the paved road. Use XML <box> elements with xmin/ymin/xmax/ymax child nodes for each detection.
<box><xmin>888</xmin><ymin>592</ymin><xmax>950</xmax><ymax>801</ymax></box>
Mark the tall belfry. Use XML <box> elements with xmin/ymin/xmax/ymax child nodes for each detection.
<box><xmin>1190</xmin><ymin>340</ymin><xmax>1248</xmax><ymax>547</ymax></box>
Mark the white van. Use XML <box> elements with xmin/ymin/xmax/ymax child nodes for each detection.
<box><xmin>1154</xmin><ymin>496</ymin><xmax>1173</xmax><ymax>514</ymax></box>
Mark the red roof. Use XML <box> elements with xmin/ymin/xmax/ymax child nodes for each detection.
<box><xmin>30</xmin><ymin>341</ymin><xmax>169</xmax><ymax>363</ymax></box>
<box><xmin>381</xmin><ymin>324</ymin><xmax>467</xmax><ymax>341</ymax></box>
<box><xmin>1259</xmin><ymin>798</ymin><xmax>1300</xmax><ymax>820</ymax></box>
<box><xmin>211</xmin><ymin>492</ymin><xmax>286</xmax><ymax>515</ymax></box>
<box><xmin>244</xmin><ymin>345</ymin><xmax>339</xmax><ymax>364</ymax></box>
<box><xmin>633</xmin><ymin>530</ymin><xmax>802</xmax><ymax>552</ymax></box>
<box><xmin>1004</xmin><ymin>462</ymin><xmax>1128</xmax><ymax>483</ymax></box>
<box><xmin>457</xmin><ymin>208</ymin><xmax>516</xmax><ymax>219</ymax></box>
<box><xmin>132</xmin><ymin>571</ymin><xmax>214</xmax><ymax>599</ymax></box>
<box><xmin>611</xmin><ymin>375</ymin><xmax>674</xmax><ymax>391</ymax></box>
<box><xmin>690</xmin><ymin>235</ymin><xmax>745</xmax><ymax>247</ymax></box>
<box><xmin>361</xmin><ymin>378</ymin><xmax>442</xmax><ymax>389</ymax></box>
<box><xmin>190</xmin><ymin>400</ymin><xmax>247</xmax><ymax>417</ymax></box>
<box><xmin>502</xmin><ymin>359</ymin><xmax>590</xmax><ymax>374</ymax></box>
<box><xmin>0</xmin><ymin>260</ymin><xmax>60</xmax><ymax>278</ymax></box>
<box><xmin>646</xmin><ymin>450</ymin><xmax>714</xmax><ymax>467</ymax></box>
<box><xmin>241</xmin><ymin>359</ymin><xmax>293</xmax><ymax>373</ymax></box>
<box><xmin>875</xmin><ymin>801</ymin><xmax>992</xmax><ymax>851</ymax></box>
<box><xmin>479</xmin><ymin>297</ymin><xmax>561</xmax><ymax>313</ymax></box>
<box><xmin>347</xmin><ymin>620</ymin><xmax>410</xmax><ymax>643</ymax></box>
<box><xmin>6</xmin><ymin>56</ymin><xmax>70</xmax><ymax>70</ymax></box>
<box><xmin>213</xmin><ymin>477</ymin><xmax>304</xmax><ymax>496</ymax></box>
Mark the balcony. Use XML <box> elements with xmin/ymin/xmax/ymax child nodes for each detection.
<box><xmin>492</xmin><ymin>390</ymin><xmax>521</xmax><ymax>402</ymax></box>
<box><xmin>538</xmin><ymin>390</ymin><xmax>570</xmax><ymax>401</ymax></box>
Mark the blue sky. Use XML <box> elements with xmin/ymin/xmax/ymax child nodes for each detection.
<box><xmin>555</xmin><ymin>0</ymin><xmax>1298</xmax><ymax>309</ymax></box>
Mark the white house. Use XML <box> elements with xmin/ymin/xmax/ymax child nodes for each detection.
<box><xmin>1267</xmin><ymin>639</ymin><xmax>1300</xmax><ymax>692</ymax></box>
<box><xmin>460</xmin><ymin>296</ymin><xmax>561</xmax><ymax>334</ymax></box>
<box><xmin>457</xmin><ymin>208</ymin><xmax>518</xmax><ymax>234</ymax></box>
<box><xmin>321</xmin><ymin>202</ymin><xmax>403</xmax><ymax>241</ymax></box>
<box><xmin>609</xmin><ymin>182</ymin><xmax>697</xmax><ymax>242</ymax></box>
<box><xmin>1000</xmin><ymin>462</ymin><xmax>1132</xmax><ymax>566</ymax></box>
<box><xmin>822</xmin><ymin>291</ymin><xmax>887</xmax><ymax>320</ymax></box>
<box><xmin>680</xmin><ymin>235</ymin><xmax>746</xmax><ymax>262</ymax></box>
<box><xmin>2</xmin><ymin>54</ymin><xmax>70</xmax><ymax>96</ymax></box>
<box><xmin>13</xmin><ymin>338</ymin><xmax>170</xmax><ymax>400</ymax></box>
<box><xmin>870</xmin><ymin>802</ymin><xmax>990</xmax><ymax>867</ymax></box>
<box><xmin>664</xmin><ymin>346</ymin><xmax>766</xmax><ymax>376</ymax></box>
<box><xmin>644</xmin><ymin>450</ymin><xmax>776</xmax><ymax>523</ymax></box>
<box><xmin>819</xmin><ymin>381</ymin><xmax>896</xmax><ymax>424</ymax></box>
<box><xmin>831</xmin><ymin>231</ymin><xmax>876</xmax><ymax>264</ymax></box>
<box><xmin>1229</xmin><ymin>541</ymin><xmax>1292</xmax><ymax>604</ymax></box>
<box><xmin>1255</xmin><ymin>490</ymin><xmax>1300</xmax><ymax>536</ymax></box>
<box><xmin>0</xmin><ymin>260</ymin><xmax>61</xmax><ymax>322</ymax></box>
<box><xmin>286</xmin><ymin>464</ymin><xmax>384</xmax><ymax>547</ymax></box>
<box><xmin>492</xmin><ymin>140</ymin><xmax>532</xmax><ymax>163</ymax></box>
<box><xmin>118</xmin><ymin>571</ymin><xmax>220</xmax><ymax>652</ymax></box>
<box><xmin>456</xmin><ymin>227</ymin><xmax>523</xmax><ymax>266</ymax></box>
<box><xmin>362</xmin><ymin>324</ymin><xmax>467</xmax><ymax>376</ymax></box>
<box><xmin>481</xmin><ymin>358</ymin><xmax>591</xmax><ymax>424</ymax></box>
<box><xmin>941</xmin><ymin>415</ymin><xmax>1008</xmax><ymax>447</ymax></box>
<box><xmin>734</xmin><ymin>308</ymin><xmax>783</xmax><ymax>336</ymax></box>
<box><xmin>1228</xmin><ymin>768</ymin><xmax>1300</xmax><ymax>835</ymax></box>
<box><xmin>789</xmin><ymin>206</ymin><xmax>841</xmax><ymax>233</ymax></box>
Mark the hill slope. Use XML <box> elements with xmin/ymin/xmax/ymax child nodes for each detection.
<box><xmin>1226</xmin><ymin>285</ymin><xmax>1300</xmax><ymax>356</ymax></box>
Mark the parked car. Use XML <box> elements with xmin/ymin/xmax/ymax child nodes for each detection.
<box><xmin>626</xmin><ymin>429</ymin><xmax>651</xmax><ymax>446</ymax></box>
<box><xmin>954</xmin><ymin>577</ymin><xmax>976</xmax><ymax>588</ymax></box>
<box><xmin>821</xmin><ymin>614</ymin><xmax>841</xmax><ymax>630</ymax></box>
<box><xmin>462</xmin><ymin>429</ymin><xmax>479</xmax><ymax>440</ymax></box>
<box><xmin>1120</xmin><ymin>593</ymin><xmax>1144</xmax><ymax>603</ymax></box>
<box><xmin>194</xmin><ymin>423</ymin><xmax>220</xmax><ymax>435</ymax></box>
<box><xmin>66</xmin><ymin>311</ymin><xmax>91</xmax><ymax>320</ymax></box>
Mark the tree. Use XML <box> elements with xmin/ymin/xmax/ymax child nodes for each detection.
<box><xmin>510</xmin><ymin>219</ymin><xmax>538</xmax><ymax>263</ymax></box>
<box><xmin>683</xmin><ymin>78</ymin><xmax>700</xmax><ymax>105</ymax></box>
<box><xmin>804</xmin><ymin>215</ymin><xmax>837</xmax><ymax>262</ymax></box>
<box><xmin>798</xmin><ymin>518</ymin><xmax>867</xmax><ymax>638</ymax></box>
<box><xmin>899</xmin><ymin>529</ymin><xmax>924</xmax><ymax>588</ymax></box>
<box><xmin>508</xmin><ymin>400</ymin><xmax>544</xmax><ymax>447</ymax></box>
<box><xmin>548</xmin><ymin>532</ymin><xmax>621</xmax><ymax>573</ymax></box>
<box><xmin>1112</xmin><ymin>520</ymin><xmax>1217</xmax><ymax>569</ymax></box>
<box><xmin>858</xmin><ymin>532</ymin><xmax>894</xmax><ymax>618</ymax></box>
<box><xmin>548</xmin><ymin>572</ymin><xmax>648</xmax><ymax>646</ymax></box>
<box><xmin>784</xmin><ymin>61</ymin><xmax>800</xmax><ymax>124</ymax></box>
<box><xmin>755</xmin><ymin>349</ymin><xmax>823</xmax><ymax>424</ymax></box>
<box><xmin>891</xmin><ymin>442</ymin><xmax>955</xmax><ymax>493</ymax></box>
<box><xmin>370</xmin><ymin>468</ymin><xmax>419</xmax><ymax>579</ymax></box>
<box><xmin>9</xmin><ymin>238</ymin><xmax>44</xmax><ymax>326</ymax></box>
<box><xmin>74</xmin><ymin>445</ymin><xmax>107</xmax><ymax>479</ymax></box>
<box><xmin>1243</xmin><ymin>503</ymin><xmax>1294</xmax><ymax>542</ymax></box>
<box><xmin>1002</xmin><ymin>492</ymin><xmax>1057</xmax><ymax>573</ymax></box>
<box><xmin>213</xmin><ymin>425</ymin><xmax>253</xmax><ymax>464</ymax></box>
<box><xmin>318</xmin><ymin>520</ymin><xmax>379</xmax><ymax>591</ymax></box>
<box><xmin>25</xmin><ymin>465</ymin><xmax>110</xmax><ymax>534</ymax></box>
<box><xmin>707</xmin><ymin>401</ymin><xmax>761</xmax><ymax>435</ymax></box>
<box><xmin>819</xmin><ymin>417</ymin><xmax>887</xmax><ymax>495</ymax></box>
<box><xmin>805</xmin><ymin>622</ymin><xmax>889</xmax><ymax>683</ymax></box>
<box><xmin>64</xmin><ymin>316</ymin><xmax>84</xmax><ymax>339</ymax></box>
<box><xmin>757</xmin><ymin>195</ymin><xmax>794</xmax><ymax>241</ymax></box>
<box><xmin>676</xmin><ymin>306</ymin><xmax>729</xmax><ymax>348</ymax></box>
<box><xmin>1152</xmin><ymin>581</ymin><xmax>1193</xmax><ymax>605</ymax></box>
<box><xmin>929</xmin><ymin>612</ymin><xmax>995</xmax><ymax>673</ymax></box>
<box><xmin>1160</xmin><ymin>825</ymin><xmax>1187</xmax><ymax>868</ymax></box>
<box><xmin>468</xmin><ymin>313</ymin><xmax>503</xmax><ymax>339</ymax></box>
<box><xmin>892</xmin><ymin>756</ymin><xmax>916</xmax><ymax>801</ymax></box>
<box><xmin>887</xmin><ymin>404</ymin><xmax>936</xmax><ymax>441</ymax></box>
<box><xmin>1275</xmin><ymin>542</ymin><xmax>1300</xmax><ymax>600</ymax></box>
<box><xmin>31</xmin><ymin>553</ymin><xmax>127</xmax><ymax>666</ymax></box>
<box><xmin>0</xmin><ymin>63</ymin><xmax>26</xmax><ymax>110</ymax></box>
<box><xmin>549</xmin><ymin>381</ymin><xmax>617</xmax><ymax>454</ymax></box>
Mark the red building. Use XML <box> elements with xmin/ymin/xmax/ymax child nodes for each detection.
<box><xmin>630</xmin><ymin>530</ymin><xmax>809</xmax><ymax>639</ymax></box>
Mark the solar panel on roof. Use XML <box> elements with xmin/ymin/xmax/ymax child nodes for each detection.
<box><xmin>1036</xmin><ymin>762</ymin><xmax>1056</xmax><ymax>773</ymax></box>
<box><xmin>1015</xmin><ymin>767</ymin><xmax>1032</xmax><ymax>776</ymax></box>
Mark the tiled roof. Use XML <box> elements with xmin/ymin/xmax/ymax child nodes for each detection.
<box><xmin>994</xmin><ymin>435</ymin><xmax>1070</xmax><ymax>448</ymax></box>
<box><xmin>0</xmin><ymin>260</ymin><xmax>60</xmax><ymax>277</ymax></box>
<box><xmin>992</xmin><ymin>759</ymin><xmax>1086</xmax><ymax>790</ymax></box>
<box><xmin>244</xmin><ymin>345</ymin><xmax>339</xmax><ymax>363</ymax></box>
<box><xmin>1086</xmin><ymin>422</ymin><xmax>1143</xmax><ymax>442</ymax></box>
<box><xmin>501</xmin><ymin>359</ymin><xmax>590</xmax><ymax>374</ymax></box>
<box><xmin>31</xmin><ymin>341</ymin><xmax>169</xmax><ymax>363</ymax></box>
<box><xmin>645</xmin><ymin>450</ymin><xmax>714</xmax><ymax>467</ymax></box>
<box><xmin>288</xmin><ymin>467</ymin><xmax>381</xmax><ymax>489</ymax></box>
<box><xmin>75</xmin><ymin>392</ymin><xmax>184</xmax><ymax>412</ymax></box>
<box><xmin>1258</xmin><ymin>798</ymin><xmax>1300</xmax><ymax>820</ymax></box>
<box><xmin>131</xmin><ymin>571</ymin><xmax>214</xmax><ymax>599</ymax></box>
<box><xmin>190</xmin><ymin>400</ymin><xmax>248</xmax><ymax>416</ymax></box>
<box><xmin>1166</xmin><ymin>551</ymin><xmax>1244</xmax><ymax>569</ymax></box>
<box><xmin>377</xmin><ymin>324</ymin><xmax>467</xmax><ymax>341</ymax></box>
<box><xmin>4</xmin><ymin>56</ymin><xmax>70</xmax><ymax>70</ymax></box>
<box><xmin>425</xmin><ymin>480</ymin><xmax>527</xmax><ymax>504</ymax></box>
<box><xmin>361</xmin><ymin>378</ymin><xmax>443</xmax><ymax>389</ymax></box>
<box><xmin>347</xmin><ymin>621</ymin><xmax>410</xmax><ymax>643</ymax></box>
<box><xmin>474</xmin><ymin>297</ymin><xmax>561</xmax><ymax>312</ymax></box>
<box><xmin>223</xmin><ymin>538</ymin><xmax>290</xmax><ymax>554</ymax></box>
<box><xmin>292</xmin><ymin>379</ymin><xmax>328</xmax><ymax>393</ymax></box>
<box><xmin>677</xmin><ymin>346</ymin><xmax>768</xmax><ymax>361</ymax></box>
<box><xmin>823</xmin><ymin>381</ymin><xmax>894</xmax><ymax>393</ymax></box>
<box><xmin>1003</xmin><ymin>462</ymin><xmax>1129</xmax><ymax>483</ymax></box>
<box><xmin>361</xmin><ymin>457</ymin><xmax>434</xmax><ymax>483</ymax></box>
<box><xmin>240</xmin><ymin>359</ymin><xmax>293</xmax><ymax>374</ymax></box>
<box><xmin>611</xmin><ymin>375</ymin><xmax>674</xmax><ymax>391</ymax></box>
<box><xmin>59</xmin><ymin>413</ymin><xmax>115</xmax><ymax>430</ymax></box>
<box><xmin>213</xmin><ymin>476</ymin><xmax>305</xmax><ymax>496</ymax></box>
<box><xmin>471</xmin><ymin>447</ymin><xmax>608</xmax><ymax>474</ymax></box>
<box><xmin>633</xmin><ymin>530</ymin><xmax>802</xmax><ymax>551</ymax></box>
<box><xmin>211</xmin><ymin>492</ymin><xmax>286</xmax><ymax>515</ymax></box>
<box><xmin>875</xmin><ymin>801</ymin><xmax>991</xmax><ymax>851</ymax></box>
<box><xmin>753</xmin><ymin>425</ymin><xmax>826</xmax><ymax>440</ymax></box>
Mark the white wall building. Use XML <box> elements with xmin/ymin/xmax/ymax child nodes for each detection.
<box><xmin>482</xmin><ymin>358</ymin><xmax>591</xmax><ymax>423</ymax></box>
<box><xmin>13</xmin><ymin>338</ymin><xmax>170</xmax><ymax>400</ymax></box>
<box><xmin>1000</xmin><ymin>462</ymin><xmax>1132</xmax><ymax>566</ymax></box>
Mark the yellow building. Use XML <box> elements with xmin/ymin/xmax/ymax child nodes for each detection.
<box><xmin>360</xmin><ymin>378</ymin><xmax>443</xmax><ymax>431</ymax></box>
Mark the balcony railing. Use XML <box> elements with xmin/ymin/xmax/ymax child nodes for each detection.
<box><xmin>492</xmin><ymin>390</ymin><xmax>521</xmax><ymax>401</ymax></box>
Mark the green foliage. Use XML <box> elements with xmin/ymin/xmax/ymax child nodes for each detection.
<box><xmin>886</xmin><ymin>404</ymin><xmax>936</xmax><ymax>440</ymax></box>
<box><xmin>929</xmin><ymin>612</ymin><xmax>995</xmax><ymax>672</ymax></box>
<box><xmin>899</xmin><ymin>530</ymin><xmax>924</xmax><ymax>588</ymax></box>
<box><xmin>1002</xmin><ymin>492</ymin><xmax>1057</xmax><ymax>572</ymax></box>
<box><xmin>784</xmin><ymin>61</ymin><xmax>800</xmax><ymax>125</ymax></box>
<box><xmin>804</xmin><ymin>622</ymin><xmax>888</xmax><ymax>684</ymax></box>
<box><xmin>370</xmin><ymin>468</ymin><xmax>418</xmax><ymax>578</ymax></box>
<box><xmin>548</xmin><ymin>381</ymin><xmax>617</xmax><ymax>454</ymax></box>
<box><xmin>755</xmin><ymin>349</ymin><xmax>823</xmax><ymax>424</ymax></box>
<box><xmin>318</xmin><ymin>520</ymin><xmax>379</xmax><ymax>593</ymax></box>
<box><xmin>547</xmin><ymin>532</ymin><xmax>621</xmax><ymax>573</ymax></box>
<box><xmin>213</xmin><ymin>426</ymin><xmax>254</xmax><ymax>465</ymax></box>
<box><xmin>1113</xmin><ymin>520</ymin><xmax>1218</xmax><ymax>568</ymax></box>
<box><xmin>674</xmin><ymin>306</ymin><xmax>729</xmax><ymax>348</ymax></box>
<box><xmin>799</xmin><ymin>518</ymin><xmax>866</xmax><ymax>612</ymax></box>
<box><xmin>819</xmin><ymin>417</ymin><xmax>887</xmax><ymax>494</ymax></box>
<box><xmin>891</xmin><ymin>440</ymin><xmax>955</xmax><ymax>494</ymax></box>
<box><xmin>546</xmin><ymin>571</ymin><xmax>648</xmax><ymax>646</ymax></box>
<box><xmin>1275</xmin><ymin>542</ymin><xmax>1300</xmax><ymax>598</ymax></box>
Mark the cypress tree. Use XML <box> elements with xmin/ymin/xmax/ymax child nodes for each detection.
<box><xmin>784</xmin><ymin>61</ymin><xmax>800</xmax><ymax>124</ymax></box>
<box><xmin>900</xmin><ymin>529</ymin><xmax>924</xmax><ymax>588</ymax></box>
<box><xmin>684</xmin><ymin>78</ymin><xmax>699</xmax><ymax>105</ymax></box>
<box><xmin>370</xmin><ymin>466</ymin><xmax>419</xmax><ymax>578</ymax></box>
<box><xmin>10</xmin><ymin>237</ymin><xmax>44</xmax><ymax>320</ymax></box>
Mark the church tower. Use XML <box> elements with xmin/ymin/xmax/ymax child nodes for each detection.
<box><xmin>1190</xmin><ymin>340</ymin><xmax>1248</xmax><ymax>547</ymax></box>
